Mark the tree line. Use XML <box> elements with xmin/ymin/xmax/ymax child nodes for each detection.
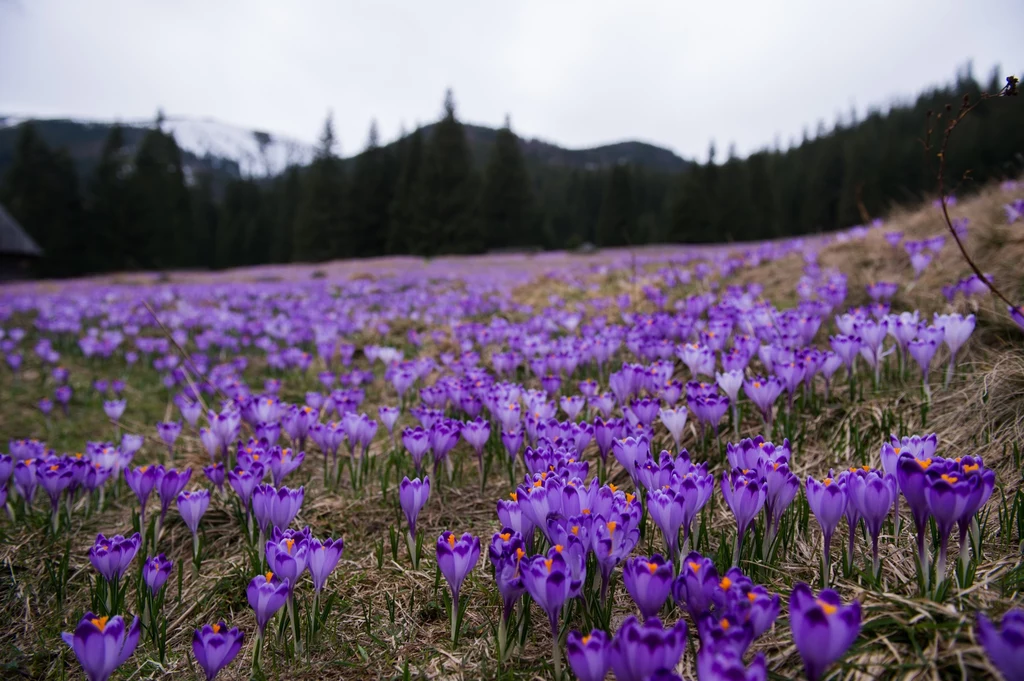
<box><xmin>2</xmin><ymin>69</ymin><xmax>1022</xmax><ymax>278</ymax></box>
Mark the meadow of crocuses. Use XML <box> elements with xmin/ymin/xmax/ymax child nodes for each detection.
<box><xmin>1</xmin><ymin>181</ymin><xmax>1024</xmax><ymax>681</ymax></box>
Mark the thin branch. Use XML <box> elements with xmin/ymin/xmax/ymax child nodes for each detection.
<box><xmin>929</xmin><ymin>76</ymin><xmax>1020</xmax><ymax>313</ymax></box>
<box><xmin>142</xmin><ymin>299</ymin><xmax>216</xmax><ymax>416</ymax></box>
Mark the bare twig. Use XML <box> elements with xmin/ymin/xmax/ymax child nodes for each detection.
<box><xmin>142</xmin><ymin>299</ymin><xmax>215</xmax><ymax>415</ymax></box>
<box><xmin>927</xmin><ymin>76</ymin><xmax>1020</xmax><ymax>313</ymax></box>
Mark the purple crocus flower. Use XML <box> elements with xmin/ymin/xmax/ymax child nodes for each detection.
<box><xmin>461</xmin><ymin>417</ymin><xmax>491</xmax><ymax>463</ymax></box>
<box><xmin>62</xmin><ymin>613</ymin><xmax>141</xmax><ymax>681</ymax></box>
<box><xmin>178</xmin><ymin>489</ymin><xmax>210</xmax><ymax>557</ymax></box>
<box><xmin>501</xmin><ymin>426</ymin><xmax>524</xmax><ymax>461</ymax></box>
<box><xmin>908</xmin><ymin>338</ymin><xmax>938</xmax><ymax>398</ymax></box>
<box><xmin>89</xmin><ymin>533</ymin><xmax>142</xmax><ymax>582</ymax></box>
<box><xmin>436</xmin><ymin>531</ymin><xmax>481</xmax><ymax>608</ymax></box>
<box><xmin>142</xmin><ymin>553</ymin><xmax>173</xmax><ymax>596</ymax></box>
<box><xmin>269</xmin><ymin>448</ymin><xmax>305</xmax><ymax>487</ymax></box>
<box><xmin>762</xmin><ymin>458</ymin><xmax>799</xmax><ymax>543</ymax></box>
<box><xmin>104</xmin><ymin>399</ymin><xmax>127</xmax><ymax>422</ymax></box>
<box><xmin>672</xmin><ymin>552</ymin><xmax>719</xmax><ymax>620</ymax></box>
<box><xmin>267</xmin><ymin>485</ymin><xmax>304</xmax><ymax>530</ymax></box>
<box><xmin>227</xmin><ymin>466</ymin><xmax>262</xmax><ymax>515</ymax></box>
<box><xmin>896</xmin><ymin>453</ymin><xmax>941</xmax><ymax>579</ymax></box>
<box><xmin>977</xmin><ymin>609</ymin><xmax>1024</xmax><ymax>681</ymax></box>
<box><xmin>924</xmin><ymin>468</ymin><xmax>975</xmax><ymax>582</ymax></box>
<box><xmin>934</xmin><ymin>312</ymin><xmax>975</xmax><ymax>387</ymax></box>
<box><xmin>488</xmin><ymin>529</ymin><xmax>527</xmax><ymax>631</ymax></box>
<box><xmin>399</xmin><ymin>476</ymin><xmax>430</xmax><ymax>542</ymax></box>
<box><xmin>522</xmin><ymin>552</ymin><xmax>573</xmax><ymax>676</ymax></box>
<box><xmin>39</xmin><ymin>461</ymin><xmax>73</xmax><ymax>513</ymax></box>
<box><xmin>622</xmin><ymin>554</ymin><xmax>674</xmax><ymax>620</ymax></box>
<box><xmin>378</xmin><ymin>405</ymin><xmax>400</xmax><ymax>439</ymax></box>
<box><xmin>307</xmin><ymin>537</ymin><xmax>344</xmax><ymax>592</ymax></box>
<box><xmin>402</xmin><ymin>426</ymin><xmax>431</xmax><ymax>475</ymax></box>
<box><xmin>156</xmin><ymin>421</ymin><xmax>183</xmax><ymax>458</ymax></box>
<box><xmin>647</xmin><ymin>488</ymin><xmax>686</xmax><ymax>559</ymax></box>
<box><xmin>566</xmin><ymin>630</ymin><xmax>611</xmax><ymax>681</ymax></box>
<box><xmin>202</xmin><ymin>462</ymin><xmax>225</xmax><ymax>492</ymax></box>
<box><xmin>180</xmin><ymin>399</ymin><xmax>203</xmax><ymax>428</ymax></box>
<box><xmin>956</xmin><ymin>456</ymin><xmax>995</xmax><ymax>565</ymax></box>
<box><xmin>0</xmin><ymin>453</ymin><xmax>12</xmax><ymax>487</ymax></box>
<box><xmin>696</xmin><ymin>648</ymin><xmax>767</xmax><ymax>681</ymax></box>
<box><xmin>157</xmin><ymin>467</ymin><xmax>192</xmax><ymax>523</ymax></box>
<box><xmin>847</xmin><ymin>470</ymin><xmax>896</xmax><ymax>577</ymax></box>
<box><xmin>192</xmin><ymin>622</ymin><xmax>244</xmax><ymax>681</ymax></box>
<box><xmin>246</xmin><ymin>572</ymin><xmax>289</xmax><ymax>636</ymax></box>
<box><xmin>37</xmin><ymin>395</ymin><xmax>53</xmax><ymax>417</ymax></box>
<box><xmin>697</xmin><ymin>611</ymin><xmax>755</xmax><ymax>656</ymax></box>
<box><xmin>805</xmin><ymin>473</ymin><xmax>847</xmax><ymax>586</ymax></box>
<box><xmin>743</xmin><ymin>376</ymin><xmax>783</xmax><ymax>437</ymax></box>
<box><xmin>721</xmin><ymin>469</ymin><xmax>766</xmax><ymax>565</ymax></box>
<box><xmin>14</xmin><ymin>459</ymin><xmax>38</xmax><ymax>503</ymax></box>
<box><xmin>266</xmin><ymin>530</ymin><xmax>310</xmax><ymax>594</ymax></box>
<box><xmin>658</xmin><ymin>407</ymin><xmax>688</xmax><ymax>450</ymax></box>
<box><xmin>609</xmin><ymin>616</ymin><xmax>688</xmax><ymax>681</ymax></box>
<box><xmin>789</xmin><ymin>583</ymin><xmax>861</xmax><ymax>681</ymax></box>
<box><xmin>1009</xmin><ymin>305</ymin><xmax>1024</xmax><ymax>332</ymax></box>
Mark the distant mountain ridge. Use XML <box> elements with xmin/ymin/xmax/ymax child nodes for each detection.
<box><xmin>0</xmin><ymin>113</ymin><xmax>690</xmax><ymax>183</ymax></box>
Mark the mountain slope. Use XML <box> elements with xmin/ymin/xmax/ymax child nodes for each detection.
<box><xmin>0</xmin><ymin>114</ymin><xmax>690</xmax><ymax>183</ymax></box>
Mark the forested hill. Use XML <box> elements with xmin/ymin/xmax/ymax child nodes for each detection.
<box><xmin>0</xmin><ymin>116</ymin><xmax>689</xmax><ymax>183</ymax></box>
<box><xmin>1</xmin><ymin>68</ymin><xmax>1022</xmax><ymax>278</ymax></box>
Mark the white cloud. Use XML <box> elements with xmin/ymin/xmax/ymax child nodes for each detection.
<box><xmin>1</xmin><ymin>0</ymin><xmax>1022</xmax><ymax>160</ymax></box>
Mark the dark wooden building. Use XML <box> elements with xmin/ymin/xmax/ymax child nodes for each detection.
<box><xmin>0</xmin><ymin>203</ymin><xmax>43</xmax><ymax>281</ymax></box>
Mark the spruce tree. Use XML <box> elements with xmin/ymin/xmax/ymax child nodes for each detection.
<box><xmin>190</xmin><ymin>170</ymin><xmax>220</xmax><ymax>269</ymax></box>
<box><xmin>348</xmin><ymin>120</ymin><xmax>397</xmax><ymax>257</ymax></box>
<box><xmin>270</xmin><ymin>166</ymin><xmax>301</xmax><ymax>262</ymax></box>
<box><xmin>480</xmin><ymin>116</ymin><xmax>535</xmax><ymax>250</ymax></box>
<box><xmin>219</xmin><ymin>179</ymin><xmax>269</xmax><ymax>267</ymax></box>
<box><xmin>127</xmin><ymin>127</ymin><xmax>192</xmax><ymax>269</ymax></box>
<box><xmin>715</xmin><ymin>144</ymin><xmax>754</xmax><ymax>242</ymax></box>
<box><xmin>388</xmin><ymin>127</ymin><xmax>424</xmax><ymax>254</ymax></box>
<box><xmin>413</xmin><ymin>90</ymin><xmax>481</xmax><ymax>255</ymax></box>
<box><xmin>595</xmin><ymin>164</ymin><xmax>635</xmax><ymax>247</ymax></box>
<box><xmin>293</xmin><ymin>114</ymin><xmax>347</xmax><ymax>262</ymax></box>
<box><xmin>86</xmin><ymin>125</ymin><xmax>131</xmax><ymax>271</ymax></box>
<box><xmin>1</xmin><ymin>123</ymin><xmax>85</xmax><ymax>277</ymax></box>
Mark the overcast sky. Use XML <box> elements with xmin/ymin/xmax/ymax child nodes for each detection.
<box><xmin>1</xmin><ymin>0</ymin><xmax>1023</xmax><ymax>161</ymax></box>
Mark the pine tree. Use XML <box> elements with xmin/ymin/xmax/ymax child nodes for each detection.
<box><xmin>595</xmin><ymin>164</ymin><xmax>635</xmax><ymax>247</ymax></box>
<box><xmin>292</xmin><ymin>114</ymin><xmax>346</xmax><ymax>262</ymax></box>
<box><xmin>480</xmin><ymin>116</ymin><xmax>535</xmax><ymax>250</ymax></box>
<box><xmin>388</xmin><ymin>128</ymin><xmax>424</xmax><ymax>254</ymax></box>
<box><xmin>269</xmin><ymin>166</ymin><xmax>302</xmax><ymax>262</ymax></box>
<box><xmin>127</xmin><ymin>127</ymin><xmax>192</xmax><ymax>269</ymax></box>
<box><xmin>86</xmin><ymin>125</ymin><xmax>131</xmax><ymax>271</ymax></box>
<box><xmin>348</xmin><ymin>120</ymin><xmax>398</xmax><ymax>257</ymax></box>
<box><xmin>413</xmin><ymin>90</ymin><xmax>481</xmax><ymax>255</ymax></box>
<box><xmin>0</xmin><ymin>123</ymin><xmax>85</xmax><ymax>276</ymax></box>
<box><xmin>190</xmin><ymin>170</ymin><xmax>220</xmax><ymax>269</ymax></box>
<box><xmin>219</xmin><ymin>179</ymin><xmax>269</xmax><ymax>267</ymax></box>
<box><xmin>715</xmin><ymin>144</ymin><xmax>754</xmax><ymax>242</ymax></box>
